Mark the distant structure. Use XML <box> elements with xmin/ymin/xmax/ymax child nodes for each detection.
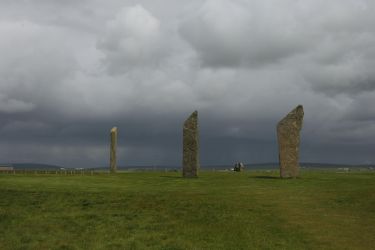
<box><xmin>182</xmin><ymin>111</ymin><xmax>199</xmax><ymax>178</ymax></box>
<box><xmin>277</xmin><ymin>105</ymin><xmax>304</xmax><ymax>178</ymax></box>
<box><xmin>110</xmin><ymin>127</ymin><xmax>118</xmax><ymax>173</ymax></box>
<box><xmin>234</xmin><ymin>162</ymin><xmax>245</xmax><ymax>172</ymax></box>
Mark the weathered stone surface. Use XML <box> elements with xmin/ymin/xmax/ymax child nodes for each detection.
<box><xmin>234</xmin><ymin>162</ymin><xmax>245</xmax><ymax>172</ymax></box>
<box><xmin>182</xmin><ymin>111</ymin><xmax>199</xmax><ymax>178</ymax></box>
<box><xmin>277</xmin><ymin>105</ymin><xmax>304</xmax><ymax>178</ymax></box>
<box><xmin>110</xmin><ymin>127</ymin><xmax>117</xmax><ymax>173</ymax></box>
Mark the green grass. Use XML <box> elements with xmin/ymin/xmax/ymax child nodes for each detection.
<box><xmin>0</xmin><ymin>170</ymin><xmax>374</xmax><ymax>250</ymax></box>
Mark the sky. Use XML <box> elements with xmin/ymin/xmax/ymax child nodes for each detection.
<box><xmin>0</xmin><ymin>0</ymin><xmax>374</xmax><ymax>167</ymax></box>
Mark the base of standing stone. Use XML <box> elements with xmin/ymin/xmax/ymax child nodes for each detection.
<box><xmin>183</xmin><ymin>171</ymin><xmax>198</xmax><ymax>178</ymax></box>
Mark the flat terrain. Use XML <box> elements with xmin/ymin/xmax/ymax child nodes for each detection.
<box><xmin>0</xmin><ymin>170</ymin><xmax>374</xmax><ymax>250</ymax></box>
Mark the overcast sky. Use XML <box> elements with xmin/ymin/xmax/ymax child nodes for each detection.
<box><xmin>0</xmin><ymin>0</ymin><xmax>374</xmax><ymax>167</ymax></box>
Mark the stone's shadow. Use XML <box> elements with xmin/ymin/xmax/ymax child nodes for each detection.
<box><xmin>159</xmin><ymin>176</ymin><xmax>183</xmax><ymax>179</ymax></box>
<box><xmin>252</xmin><ymin>176</ymin><xmax>280</xmax><ymax>179</ymax></box>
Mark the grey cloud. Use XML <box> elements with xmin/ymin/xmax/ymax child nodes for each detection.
<box><xmin>0</xmin><ymin>0</ymin><xmax>375</xmax><ymax>166</ymax></box>
<box><xmin>0</xmin><ymin>0</ymin><xmax>100</xmax><ymax>32</ymax></box>
<box><xmin>179</xmin><ymin>0</ymin><xmax>315</xmax><ymax>68</ymax></box>
<box><xmin>0</xmin><ymin>95</ymin><xmax>35</xmax><ymax>113</ymax></box>
<box><xmin>0</xmin><ymin>142</ymin><xmax>108</xmax><ymax>167</ymax></box>
<box><xmin>180</xmin><ymin>0</ymin><xmax>375</xmax><ymax>67</ymax></box>
<box><xmin>179</xmin><ymin>0</ymin><xmax>375</xmax><ymax>99</ymax></box>
<box><xmin>297</xmin><ymin>28</ymin><xmax>375</xmax><ymax>96</ymax></box>
<box><xmin>97</xmin><ymin>5</ymin><xmax>170</xmax><ymax>74</ymax></box>
<box><xmin>302</xmin><ymin>64</ymin><xmax>375</xmax><ymax>96</ymax></box>
<box><xmin>0</xmin><ymin>20</ymin><xmax>78</xmax><ymax>114</ymax></box>
<box><xmin>343</xmin><ymin>92</ymin><xmax>375</xmax><ymax>122</ymax></box>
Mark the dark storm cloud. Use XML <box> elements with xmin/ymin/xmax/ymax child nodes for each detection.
<box><xmin>344</xmin><ymin>92</ymin><xmax>375</xmax><ymax>122</ymax></box>
<box><xmin>1</xmin><ymin>0</ymin><xmax>375</xmax><ymax>167</ymax></box>
<box><xmin>305</xmin><ymin>69</ymin><xmax>375</xmax><ymax>96</ymax></box>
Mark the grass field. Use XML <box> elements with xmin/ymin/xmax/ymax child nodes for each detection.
<box><xmin>0</xmin><ymin>170</ymin><xmax>374</xmax><ymax>250</ymax></box>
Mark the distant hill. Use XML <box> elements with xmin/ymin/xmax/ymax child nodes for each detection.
<box><xmin>92</xmin><ymin>162</ymin><xmax>373</xmax><ymax>171</ymax></box>
<box><xmin>2</xmin><ymin>163</ymin><xmax>62</xmax><ymax>170</ymax></box>
<box><xmin>198</xmin><ymin>162</ymin><xmax>368</xmax><ymax>170</ymax></box>
<box><xmin>221</xmin><ymin>162</ymin><xmax>371</xmax><ymax>170</ymax></box>
<box><xmin>244</xmin><ymin>162</ymin><xmax>372</xmax><ymax>170</ymax></box>
<box><xmin>2</xmin><ymin>162</ymin><xmax>371</xmax><ymax>171</ymax></box>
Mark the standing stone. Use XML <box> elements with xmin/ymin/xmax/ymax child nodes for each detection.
<box><xmin>277</xmin><ymin>105</ymin><xmax>304</xmax><ymax>178</ymax></box>
<box><xmin>182</xmin><ymin>111</ymin><xmax>199</xmax><ymax>177</ymax></box>
<box><xmin>110</xmin><ymin>127</ymin><xmax>118</xmax><ymax>173</ymax></box>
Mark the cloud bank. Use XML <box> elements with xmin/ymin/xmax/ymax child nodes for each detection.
<box><xmin>0</xmin><ymin>0</ymin><xmax>374</xmax><ymax>166</ymax></box>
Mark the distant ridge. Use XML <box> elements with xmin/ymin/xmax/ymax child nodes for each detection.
<box><xmin>2</xmin><ymin>163</ymin><xmax>62</xmax><ymax>170</ymax></box>
<box><xmin>91</xmin><ymin>162</ymin><xmax>373</xmax><ymax>171</ymax></box>
<box><xmin>243</xmin><ymin>162</ymin><xmax>373</xmax><ymax>169</ymax></box>
<box><xmin>2</xmin><ymin>162</ymin><xmax>372</xmax><ymax>171</ymax></box>
<box><xmin>197</xmin><ymin>162</ymin><xmax>371</xmax><ymax>170</ymax></box>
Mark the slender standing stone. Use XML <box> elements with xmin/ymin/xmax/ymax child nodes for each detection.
<box><xmin>182</xmin><ymin>111</ymin><xmax>199</xmax><ymax>177</ymax></box>
<box><xmin>277</xmin><ymin>105</ymin><xmax>304</xmax><ymax>178</ymax></box>
<box><xmin>110</xmin><ymin>127</ymin><xmax>118</xmax><ymax>173</ymax></box>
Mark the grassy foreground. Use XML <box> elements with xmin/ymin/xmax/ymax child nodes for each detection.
<box><xmin>0</xmin><ymin>170</ymin><xmax>374</xmax><ymax>250</ymax></box>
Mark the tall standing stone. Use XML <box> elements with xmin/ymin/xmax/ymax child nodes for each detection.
<box><xmin>182</xmin><ymin>111</ymin><xmax>199</xmax><ymax>178</ymax></box>
<box><xmin>277</xmin><ymin>105</ymin><xmax>304</xmax><ymax>178</ymax></box>
<box><xmin>110</xmin><ymin>127</ymin><xmax>118</xmax><ymax>173</ymax></box>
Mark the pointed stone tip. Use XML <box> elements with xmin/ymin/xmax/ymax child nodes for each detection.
<box><xmin>277</xmin><ymin>105</ymin><xmax>304</xmax><ymax>126</ymax></box>
<box><xmin>294</xmin><ymin>105</ymin><xmax>304</xmax><ymax>117</ymax></box>
<box><xmin>296</xmin><ymin>105</ymin><xmax>303</xmax><ymax>111</ymax></box>
<box><xmin>287</xmin><ymin>105</ymin><xmax>304</xmax><ymax>116</ymax></box>
<box><xmin>185</xmin><ymin>110</ymin><xmax>198</xmax><ymax>121</ymax></box>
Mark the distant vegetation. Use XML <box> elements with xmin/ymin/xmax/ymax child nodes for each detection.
<box><xmin>0</xmin><ymin>170</ymin><xmax>374</xmax><ymax>249</ymax></box>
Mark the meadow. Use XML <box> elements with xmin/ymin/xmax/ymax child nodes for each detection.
<box><xmin>0</xmin><ymin>170</ymin><xmax>374</xmax><ymax>249</ymax></box>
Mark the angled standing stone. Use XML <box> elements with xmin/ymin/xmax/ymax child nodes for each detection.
<box><xmin>182</xmin><ymin>111</ymin><xmax>199</xmax><ymax>178</ymax></box>
<box><xmin>110</xmin><ymin>127</ymin><xmax>118</xmax><ymax>173</ymax></box>
<box><xmin>277</xmin><ymin>105</ymin><xmax>304</xmax><ymax>178</ymax></box>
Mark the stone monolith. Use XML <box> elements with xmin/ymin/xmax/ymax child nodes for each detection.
<box><xmin>110</xmin><ymin>127</ymin><xmax>117</xmax><ymax>173</ymax></box>
<box><xmin>182</xmin><ymin>111</ymin><xmax>199</xmax><ymax>177</ymax></box>
<box><xmin>277</xmin><ymin>105</ymin><xmax>304</xmax><ymax>178</ymax></box>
